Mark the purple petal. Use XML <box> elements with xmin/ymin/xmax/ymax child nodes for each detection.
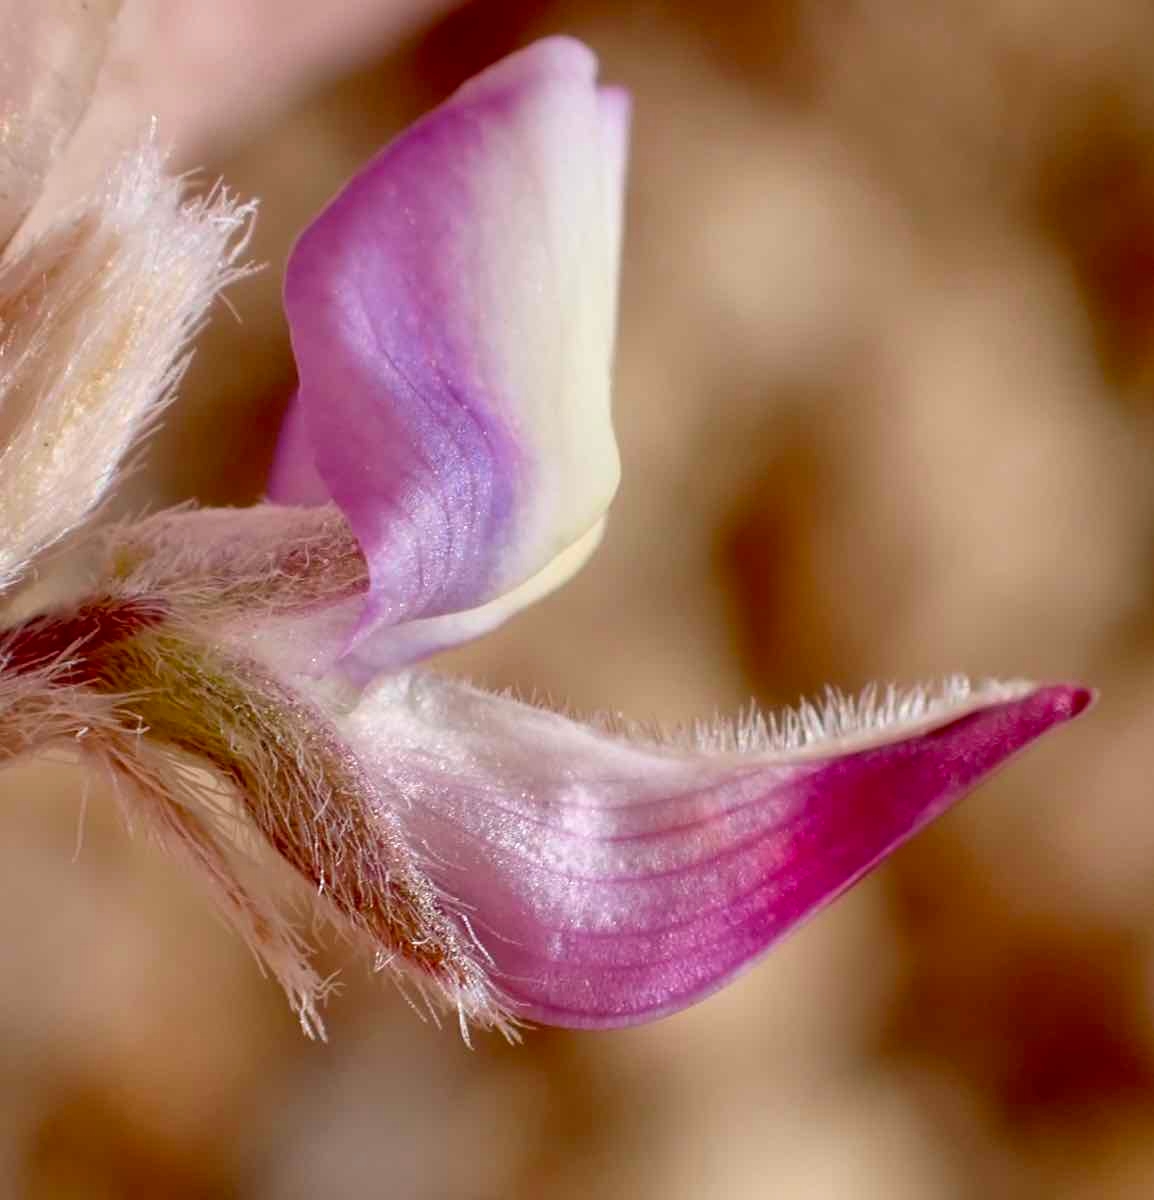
<box><xmin>266</xmin><ymin>393</ymin><xmax>330</xmax><ymax>506</ymax></box>
<box><xmin>273</xmin><ymin>37</ymin><xmax>626</xmax><ymax>671</ymax></box>
<box><xmin>340</xmin><ymin>677</ymin><xmax>1091</xmax><ymax>1028</ymax></box>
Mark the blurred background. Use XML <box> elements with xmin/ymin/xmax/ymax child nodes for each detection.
<box><xmin>4</xmin><ymin>0</ymin><xmax>1154</xmax><ymax>1195</ymax></box>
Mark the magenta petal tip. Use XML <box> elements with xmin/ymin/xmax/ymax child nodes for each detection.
<box><xmin>1042</xmin><ymin>683</ymin><xmax>1095</xmax><ymax>720</ymax></box>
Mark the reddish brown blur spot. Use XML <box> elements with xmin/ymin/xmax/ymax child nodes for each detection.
<box><xmin>887</xmin><ymin>857</ymin><xmax>1154</xmax><ymax>1123</ymax></box>
<box><xmin>1037</xmin><ymin>111</ymin><xmax>1154</xmax><ymax>387</ymax></box>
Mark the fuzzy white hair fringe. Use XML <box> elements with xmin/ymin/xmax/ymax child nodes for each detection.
<box><xmin>0</xmin><ymin>140</ymin><xmax>254</xmax><ymax>593</ymax></box>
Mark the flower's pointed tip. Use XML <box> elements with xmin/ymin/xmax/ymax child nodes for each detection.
<box><xmin>929</xmin><ymin>680</ymin><xmax>1094</xmax><ymax>778</ymax></box>
<box><xmin>823</xmin><ymin>681</ymin><xmax>1097</xmax><ymax>849</ymax></box>
<box><xmin>1041</xmin><ymin>682</ymin><xmax>1096</xmax><ymax>721</ymax></box>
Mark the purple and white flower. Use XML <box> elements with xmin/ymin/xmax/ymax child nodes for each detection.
<box><xmin>0</xmin><ymin>32</ymin><xmax>1090</xmax><ymax>1037</ymax></box>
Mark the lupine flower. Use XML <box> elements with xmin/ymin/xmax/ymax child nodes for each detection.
<box><xmin>0</xmin><ymin>32</ymin><xmax>1090</xmax><ymax>1038</ymax></box>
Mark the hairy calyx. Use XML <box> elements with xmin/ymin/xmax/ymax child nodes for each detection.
<box><xmin>0</xmin><ymin>564</ymin><xmax>505</xmax><ymax>1038</ymax></box>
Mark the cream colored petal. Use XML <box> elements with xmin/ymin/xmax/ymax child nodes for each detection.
<box><xmin>0</xmin><ymin>0</ymin><xmax>120</xmax><ymax>246</ymax></box>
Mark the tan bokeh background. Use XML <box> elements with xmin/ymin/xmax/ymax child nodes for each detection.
<box><xmin>5</xmin><ymin>1</ymin><xmax>1154</xmax><ymax>1195</ymax></box>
